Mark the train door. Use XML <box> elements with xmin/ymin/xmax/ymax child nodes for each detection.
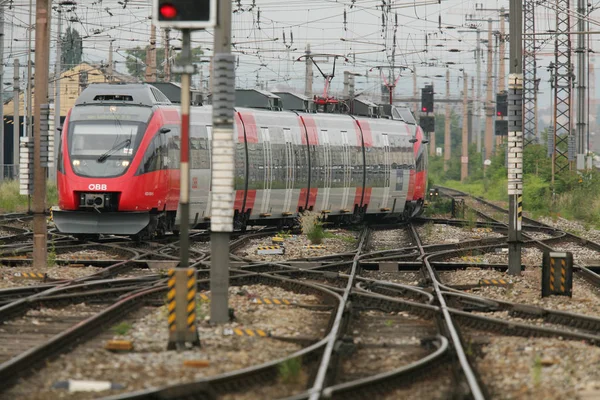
<box><xmin>381</xmin><ymin>133</ymin><xmax>391</xmax><ymax>210</ymax></box>
<box><xmin>260</xmin><ymin>127</ymin><xmax>273</xmax><ymax>215</ymax></box>
<box><xmin>340</xmin><ymin>131</ymin><xmax>352</xmax><ymax>211</ymax></box>
<box><xmin>283</xmin><ymin>128</ymin><xmax>295</xmax><ymax>214</ymax></box>
<box><xmin>319</xmin><ymin>130</ymin><xmax>332</xmax><ymax>212</ymax></box>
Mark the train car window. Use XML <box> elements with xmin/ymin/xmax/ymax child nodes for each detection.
<box><xmin>310</xmin><ymin>144</ymin><xmax>321</xmax><ymax>190</ymax></box>
<box><xmin>57</xmin><ymin>132</ymin><xmax>65</xmax><ymax>174</ymax></box>
<box><xmin>165</xmin><ymin>126</ymin><xmax>181</xmax><ymax>169</ymax></box>
<box><xmin>189</xmin><ymin>124</ymin><xmax>210</xmax><ymax>170</ymax></box>
<box><xmin>137</xmin><ymin>132</ymin><xmax>167</xmax><ymax>174</ymax></box>
<box><xmin>235</xmin><ymin>142</ymin><xmax>246</xmax><ymax>190</ymax></box>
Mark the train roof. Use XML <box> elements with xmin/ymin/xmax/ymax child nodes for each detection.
<box><xmin>74</xmin><ymin>83</ymin><xmax>172</xmax><ymax>107</ymax></box>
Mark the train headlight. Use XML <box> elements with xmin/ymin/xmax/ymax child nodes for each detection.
<box><xmin>121</xmin><ymin>160</ymin><xmax>130</xmax><ymax>167</ymax></box>
<box><xmin>72</xmin><ymin>159</ymin><xmax>81</xmax><ymax>166</ymax></box>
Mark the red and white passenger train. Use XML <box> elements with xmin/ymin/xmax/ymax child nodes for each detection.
<box><xmin>53</xmin><ymin>83</ymin><xmax>428</xmax><ymax>238</ymax></box>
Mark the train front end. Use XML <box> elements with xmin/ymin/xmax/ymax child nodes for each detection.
<box><xmin>53</xmin><ymin>84</ymin><xmax>176</xmax><ymax>237</ymax></box>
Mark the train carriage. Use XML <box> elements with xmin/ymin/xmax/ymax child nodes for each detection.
<box><xmin>53</xmin><ymin>83</ymin><xmax>427</xmax><ymax>238</ymax></box>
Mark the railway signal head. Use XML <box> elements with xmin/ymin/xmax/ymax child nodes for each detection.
<box><xmin>421</xmin><ymin>85</ymin><xmax>434</xmax><ymax>113</ymax></box>
<box><xmin>496</xmin><ymin>92</ymin><xmax>508</xmax><ymax>117</ymax></box>
<box><xmin>154</xmin><ymin>0</ymin><xmax>216</xmax><ymax>29</ymax></box>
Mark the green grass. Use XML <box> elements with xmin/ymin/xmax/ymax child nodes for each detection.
<box><xmin>111</xmin><ymin>322</ymin><xmax>133</xmax><ymax>336</ymax></box>
<box><xmin>0</xmin><ymin>180</ymin><xmax>58</xmax><ymax>213</ymax></box>
<box><xmin>47</xmin><ymin>241</ymin><xmax>57</xmax><ymax>267</ymax></box>
<box><xmin>278</xmin><ymin>357</ymin><xmax>303</xmax><ymax>384</ymax></box>
<box><xmin>300</xmin><ymin>211</ymin><xmax>326</xmax><ymax>244</ymax></box>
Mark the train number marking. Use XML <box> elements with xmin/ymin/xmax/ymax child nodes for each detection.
<box><xmin>88</xmin><ymin>184</ymin><xmax>107</xmax><ymax>191</ymax></box>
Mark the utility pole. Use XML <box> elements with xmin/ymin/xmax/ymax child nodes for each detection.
<box><xmin>470</xmin><ymin>76</ymin><xmax>475</xmax><ymax>143</ymax></box>
<box><xmin>33</xmin><ymin>0</ymin><xmax>51</xmax><ymax>268</ymax></box>
<box><xmin>475</xmin><ymin>28</ymin><xmax>481</xmax><ymax>151</ymax></box>
<box><xmin>304</xmin><ymin>43</ymin><xmax>312</xmax><ymax>98</ymax></box>
<box><xmin>26</xmin><ymin>0</ymin><xmax>33</xmax><ymax>139</ymax></box>
<box><xmin>0</xmin><ymin>5</ymin><xmax>4</xmax><ymax>181</ymax></box>
<box><xmin>145</xmin><ymin>24</ymin><xmax>157</xmax><ymax>82</ymax></box>
<box><xmin>576</xmin><ymin>0</ymin><xmax>587</xmax><ymax>168</ymax></box>
<box><xmin>211</xmin><ymin>0</ymin><xmax>235</xmax><ymax>324</ymax></box>
<box><xmin>461</xmin><ymin>72</ymin><xmax>468</xmax><ymax>182</ymax></box>
<box><xmin>498</xmin><ymin>9</ymin><xmax>506</xmax><ymax>95</ymax></box>
<box><xmin>413</xmin><ymin>66</ymin><xmax>418</xmax><ymax>115</ymax></box>
<box><xmin>497</xmin><ymin>9</ymin><xmax>507</xmax><ymax>148</ymax></box>
<box><xmin>13</xmin><ymin>59</ymin><xmax>19</xmax><ymax>174</ymax></box>
<box><xmin>164</xmin><ymin>28</ymin><xmax>171</xmax><ymax>82</ymax></box>
<box><xmin>552</xmin><ymin>0</ymin><xmax>573</xmax><ymax>179</ymax></box>
<box><xmin>107</xmin><ymin>40</ymin><xmax>114</xmax><ymax>82</ymax></box>
<box><xmin>523</xmin><ymin>1</ymin><xmax>538</xmax><ymax>146</ymax></box>
<box><xmin>507</xmin><ymin>0</ymin><xmax>523</xmax><ymax>276</ymax></box>
<box><xmin>52</xmin><ymin>4</ymin><xmax>63</xmax><ymax>183</ymax></box>
<box><xmin>484</xmin><ymin>19</ymin><xmax>494</xmax><ymax>162</ymax></box>
<box><xmin>444</xmin><ymin>69</ymin><xmax>450</xmax><ymax>171</ymax></box>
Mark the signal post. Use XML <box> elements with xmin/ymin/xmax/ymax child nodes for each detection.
<box><xmin>154</xmin><ymin>0</ymin><xmax>221</xmax><ymax>348</ymax></box>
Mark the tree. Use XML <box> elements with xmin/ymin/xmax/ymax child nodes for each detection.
<box><xmin>124</xmin><ymin>46</ymin><xmax>204</xmax><ymax>83</ymax></box>
<box><xmin>61</xmin><ymin>27</ymin><xmax>83</xmax><ymax>70</ymax></box>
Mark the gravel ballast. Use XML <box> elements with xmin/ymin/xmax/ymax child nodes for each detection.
<box><xmin>3</xmin><ymin>284</ymin><xmax>330</xmax><ymax>399</ymax></box>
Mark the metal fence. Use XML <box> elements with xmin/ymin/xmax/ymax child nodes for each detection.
<box><xmin>0</xmin><ymin>165</ymin><xmax>19</xmax><ymax>181</ymax></box>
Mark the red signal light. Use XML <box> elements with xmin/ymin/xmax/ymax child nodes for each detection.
<box><xmin>497</xmin><ymin>111</ymin><xmax>502</xmax><ymax>116</ymax></box>
<box><xmin>422</xmin><ymin>107</ymin><xmax>427</xmax><ymax>112</ymax></box>
<box><xmin>159</xmin><ymin>3</ymin><xmax>178</xmax><ymax>19</ymax></box>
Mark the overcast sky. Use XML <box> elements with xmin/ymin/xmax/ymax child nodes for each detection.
<box><xmin>2</xmin><ymin>0</ymin><xmax>599</xmax><ymax>109</ymax></box>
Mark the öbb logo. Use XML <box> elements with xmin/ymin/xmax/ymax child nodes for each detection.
<box><xmin>88</xmin><ymin>184</ymin><xmax>107</xmax><ymax>191</ymax></box>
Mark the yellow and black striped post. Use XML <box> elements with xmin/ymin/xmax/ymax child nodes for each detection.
<box><xmin>167</xmin><ymin>268</ymin><xmax>201</xmax><ymax>350</ymax></box>
<box><xmin>542</xmin><ymin>251</ymin><xmax>573</xmax><ymax>297</ymax></box>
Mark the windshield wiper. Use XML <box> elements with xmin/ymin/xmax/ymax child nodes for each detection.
<box><xmin>97</xmin><ymin>139</ymin><xmax>131</xmax><ymax>163</ymax></box>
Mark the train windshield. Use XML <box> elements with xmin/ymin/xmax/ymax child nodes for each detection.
<box><xmin>67</xmin><ymin>106</ymin><xmax>151</xmax><ymax>178</ymax></box>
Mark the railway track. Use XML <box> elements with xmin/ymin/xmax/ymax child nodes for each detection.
<box><xmin>1</xmin><ymin>196</ymin><xmax>600</xmax><ymax>399</ymax></box>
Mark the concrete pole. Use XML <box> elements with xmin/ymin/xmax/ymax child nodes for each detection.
<box><xmin>471</xmin><ymin>76</ymin><xmax>475</xmax><ymax>143</ymax></box>
<box><xmin>484</xmin><ymin>19</ymin><xmax>494</xmax><ymax>161</ymax></box>
<box><xmin>576</xmin><ymin>0</ymin><xmax>587</xmax><ymax>161</ymax></box>
<box><xmin>145</xmin><ymin>24</ymin><xmax>157</xmax><ymax>82</ymax></box>
<box><xmin>413</xmin><ymin>66</ymin><xmax>418</xmax><ymax>115</ymax></box>
<box><xmin>26</xmin><ymin>0</ymin><xmax>33</xmax><ymax>139</ymax></box>
<box><xmin>444</xmin><ymin>69</ymin><xmax>451</xmax><ymax>171</ymax></box>
<box><xmin>108</xmin><ymin>40</ymin><xmax>114</xmax><ymax>82</ymax></box>
<box><xmin>461</xmin><ymin>73</ymin><xmax>469</xmax><ymax>182</ymax></box>
<box><xmin>343</xmin><ymin>71</ymin><xmax>349</xmax><ymax>98</ymax></box>
<box><xmin>499</xmin><ymin>10</ymin><xmax>506</xmax><ymax>93</ymax></box>
<box><xmin>0</xmin><ymin>6</ymin><xmax>4</xmax><ymax>181</ymax></box>
<box><xmin>497</xmin><ymin>10</ymin><xmax>506</xmax><ymax>148</ymax></box>
<box><xmin>32</xmin><ymin>0</ymin><xmax>51</xmax><ymax>269</ymax></box>
<box><xmin>164</xmin><ymin>28</ymin><xmax>171</xmax><ymax>82</ymax></box>
<box><xmin>304</xmin><ymin>43</ymin><xmax>312</xmax><ymax>98</ymax></box>
<box><xmin>13</xmin><ymin>59</ymin><xmax>19</xmax><ymax>172</ymax></box>
<box><xmin>211</xmin><ymin>0</ymin><xmax>235</xmax><ymax>324</ymax></box>
<box><xmin>508</xmin><ymin>0</ymin><xmax>523</xmax><ymax>276</ymax></box>
<box><xmin>51</xmin><ymin>5</ymin><xmax>63</xmax><ymax>183</ymax></box>
<box><xmin>475</xmin><ymin>28</ymin><xmax>481</xmax><ymax>151</ymax></box>
<box><xmin>429</xmin><ymin>82</ymin><xmax>436</xmax><ymax>157</ymax></box>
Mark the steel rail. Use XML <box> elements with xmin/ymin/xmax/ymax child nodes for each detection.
<box><xmin>410</xmin><ymin>223</ymin><xmax>486</xmax><ymax>400</ymax></box>
<box><xmin>307</xmin><ymin>227</ymin><xmax>369</xmax><ymax>400</ymax></box>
